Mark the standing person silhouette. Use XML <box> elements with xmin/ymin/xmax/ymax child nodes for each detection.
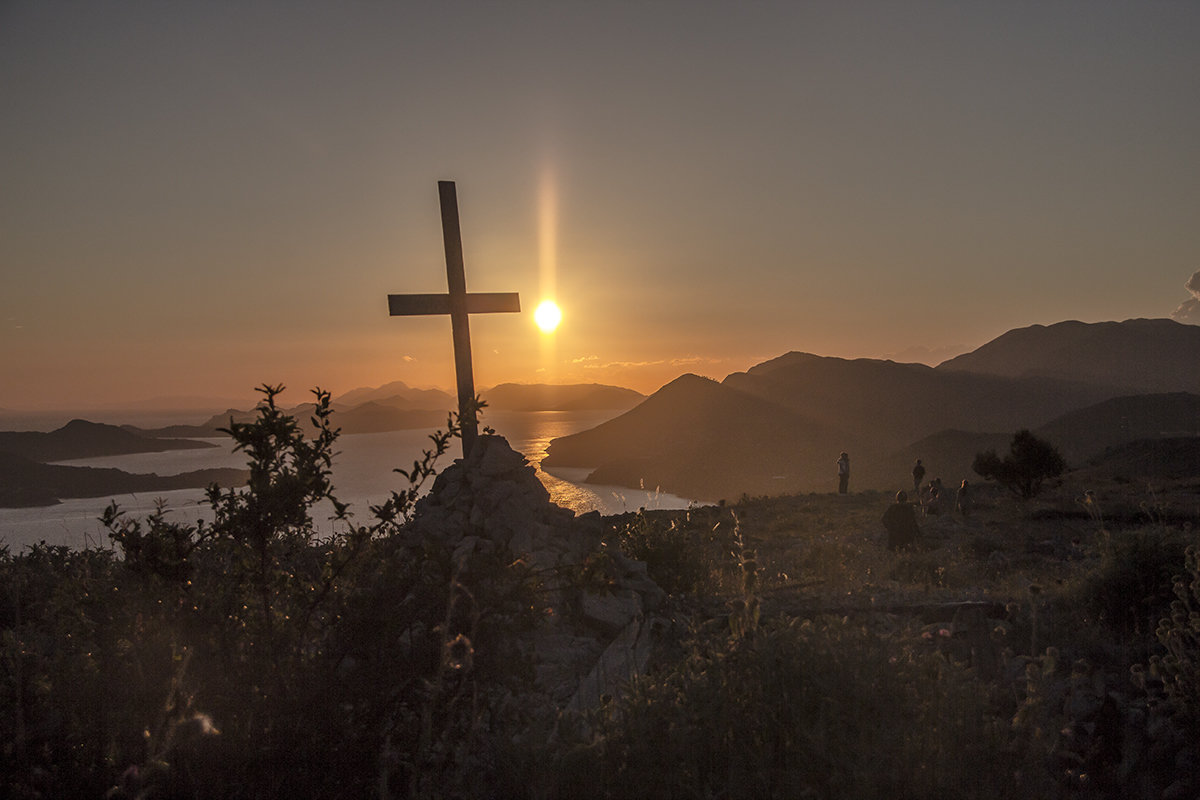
<box><xmin>882</xmin><ymin>490</ymin><xmax>921</xmax><ymax>550</ymax></box>
<box><xmin>956</xmin><ymin>479</ymin><xmax>971</xmax><ymax>516</ymax></box>
<box><xmin>836</xmin><ymin>452</ymin><xmax>850</xmax><ymax>494</ymax></box>
<box><xmin>912</xmin><ymin>458</ymin><xmax>926</xmax><ymax>495</ymax></box>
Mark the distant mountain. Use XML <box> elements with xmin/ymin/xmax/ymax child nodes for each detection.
<box><xmin>542</xmin><ymin>374</ymin><xmax>851</xmax><ymax>500</ymax></box>
<box><xmin>1072</xmin><ymin>437</ymin><xmax>1200</xmax><ymax>484</ymax></box>
<box><xmin>860</xmin><ymin>392</ymin><xmax>1200</xmax><ymax>491</ymax></box>
<box><xmin>544</xmin><ymin>320</ymin><xmax>1200</xmax><ymax>501</ymax></box>
<box><xmin>481</xmin><ymin>383</ymin><xmax>644</xmax><ymax>412</ymax></box>
<box><xmin>0</xmin><ymin>420</ymin><xmax>217</xmax><ymax>463</ymax></box>
<box><xmin>937</xmin><ymin>318</ymin><xmax>1200</xmax><ymax>393</ymax></box>
<box><xmin>0</xmin><ymin>452</ymin><xmax>247</xmax><ymax>508</ymax></box>
<box><xmin>333</xmin><ymin>381</ymin><xmax>454</xmax><ymax>410</ymax></box>
<box><xmin>1034</xmin><ymin>392</ymin><xmax>1200</xmax><ymax>465</ymax></box>
<box><xmin>722</xmin><ymin>352</ymin><xmax>1112</xmax><ymax>453</ymax></box>
<box><xmin>862</xmin><ymin>430</ymin><xmax>1013</xmax><ymax>493</ymax></box>
<box><xmin>130</xmin><ymin>401</ymin><xmax>454</xmax><ymax>439</ymax></box>
<box><xmin>333</xmin><ymin>403</ymin><xmax>450</xmax><ymax>434</ymax></box>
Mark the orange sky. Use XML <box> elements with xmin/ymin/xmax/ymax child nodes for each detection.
<box><xmin>3</xmin><ymin>3</ymin><xmax>1199</xmax><ymax>411</ymax></box>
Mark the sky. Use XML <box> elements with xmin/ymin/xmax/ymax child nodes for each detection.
<box><xmin>3</xmin><ymin>1</ymin><xmax>1199</xmax><ymax>411</ymax></box>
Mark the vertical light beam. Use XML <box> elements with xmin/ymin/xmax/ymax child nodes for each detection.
<box><xmin>538</xmin><ymin>161</ymin><xmax>559</xmax><ymax>378</ymax></box>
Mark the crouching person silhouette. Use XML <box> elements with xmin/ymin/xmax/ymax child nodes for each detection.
<box><xmin>882</xmin><ymin>490</ymin><xmax>921</xmax><ymax>551</ymax></box>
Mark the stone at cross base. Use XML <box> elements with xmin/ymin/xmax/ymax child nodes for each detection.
<box><xmin>402</xmin><ymin>434</ymin><xmax>666</xmax><ymax>715</ymax></box>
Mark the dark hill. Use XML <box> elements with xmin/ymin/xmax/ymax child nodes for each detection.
<box><xmin>333</xmin><ymin>403</ymin><xmax>449</xmax><ymax>434</ymax></box>
<box><xmin>0</xmin><ymin>420</ymin><xmax>216</xmax><ymax>462</ymax></box>
<box><xmin>1035</xmin><ymin>392</ymin><xmax>1200</xmax><ymax>465</ymax></box>
<box><xmin>842</xmin><ymin>393</ymin><xmax>1200</xmax><ymax>495</ymax></box>
<box><xmin>1072</xmin><ymin>437</ymin><xmax>1200</xmax><ymax>485</ymax></box>
<box><xmin>861</xmin><ymin>430</ymin><xmax>1013</xmax><ymax>494</ymax></box>
<box><xmin>937</xmin><ymin>318</ymin><xmax>1200</xmax><ymax>393</ymax></box>
<box><xmin>723</xmin><ymin>352</ymin><xmax>1113</xmax><ymax>453</ymax></box>
<box><xmin>542</xmin><ymin>374</ymin><xmax>854</xmax><ymax>500</ymax></box>
<box><xmin>0</xmin><ymin>452</ymin><xmax>248</xmax><ymax>508</ymax></box>
<box><xmin>545</xmin><ymin>322</ymin><xmax>1200</xmax><ymax>500</ymax></box>
<box><xmin>333</xmin><ymin>381</ymin><xmax>454</xmax><ymax>409</ymax></box>
<box><xmin>481</xmin><ymin>383</ymin><xmax>644</xmax><ymax>412</ymax></box>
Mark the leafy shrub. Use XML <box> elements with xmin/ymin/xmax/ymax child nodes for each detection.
<box><xmin>1075</xmin><ymin>527</ymin><xmax>1192</xmax><ymax>639</ymax></box>
<box><xmin>562</xmin><ymin>616</ymin><xmax>1052</xmax><ymax>799</ymax></box>
<box><xmin>1149</xmin><ymin>545</ymin><xmax>1200</xmax><ymax>719</ymax></box>
<box><xmin>1</xmin><ymin>385</ymin><xmax>547</xmax><ymax>798</ymax></box>
<box><xmin>973</xmin><ymin>430</ymin><xmax>1066</xmax><ymax>499</ymax></box>
<box><xmin>615</xmin><ymin>507</ymin><xmax>740</xmax><ymax>595</ymax></box>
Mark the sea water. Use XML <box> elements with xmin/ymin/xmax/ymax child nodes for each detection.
<box><xmin>0</xmin><ymin>410</ymin><xmax>696</xmax><ymax>552</ymax></box>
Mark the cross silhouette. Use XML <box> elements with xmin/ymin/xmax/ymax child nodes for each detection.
<box><xmin>387</xmin><ymin>181</ymin><xmax>521</xmax><ymax>456</ymax></box>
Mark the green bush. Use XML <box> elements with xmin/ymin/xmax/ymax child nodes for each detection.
<box><xmin>1150</xmin><ymin>545</ymin><xmax>1200</xmax><ymax>719</ymax></box>
<box><xmin>560</xmin><ymin>616</ymin><xmax>1053</xmax><ymax>800</ymax></box>
<box><xmin>973</xmin><ymin>430</ymin><xmax>1065</xmax><ymax>499</ymax></box>
<box><xmin>1076</xmin><ymin>527</ymin><xmax>1192</xmax><ymax>639</ymax></box>
<box><xmin>0</xmin><ymin>386</ymin><xmax>547</xmax><ymax>798</ymax></box>
<box><xmin>615</xmin><ymin>508</ymin><xmax>740</xmax><ymax>596</ymax></box>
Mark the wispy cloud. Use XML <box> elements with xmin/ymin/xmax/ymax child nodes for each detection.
<box><xmin>573</xmin><ymin>355</ymin><xmax>716</xmax><ymax>370</ymax></box>
<box><xmin>1171</xmin><ymin>270</ymin><xmax>1200</xmax><ymax>325</ymax></box>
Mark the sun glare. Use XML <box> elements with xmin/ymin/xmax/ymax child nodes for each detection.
<box><xmin>534</xmin><ymin>300</ymin><xmax>562</xmax><ymax>333</ymax></box>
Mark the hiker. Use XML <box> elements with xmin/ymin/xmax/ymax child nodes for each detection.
<box><xmin>836</xmin><ymin>452</ymin><xmax>850</xmax><ymax>494</ymax></box>
<box><xmin>924</xmin><ymin>480</ymin><xmax>943</xmax><ymax>516</ymax></box>
<box><xmin>955</xmin><ymin>479</ymin><xmax>971</xmax><ymax>516</ymax></box>
<box><xmin>912</xmin><ymin>458</ymin><xmax>926</xmax><ymax>495</ymax></box>
<box><xmin>882</xmin><ymin>490</ymin><xmax>920</xmax><ymax>551</ymax></box>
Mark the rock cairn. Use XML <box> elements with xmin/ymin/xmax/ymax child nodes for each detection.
<box><xmin>404</xmin><ymin>434</ymin><xmax>666</xmax><ymax>711</ymax></box>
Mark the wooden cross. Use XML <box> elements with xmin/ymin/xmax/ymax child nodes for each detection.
<box><xmin>387</xmin><ymin>181</ymin><xmax>521</xmax><ymax>457</ymax></box>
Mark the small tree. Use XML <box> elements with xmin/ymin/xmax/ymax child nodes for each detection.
<box><xmin>972</xmin><ymin>429</ymin><xmax>1066</xmax><ymax>499</ymax></box>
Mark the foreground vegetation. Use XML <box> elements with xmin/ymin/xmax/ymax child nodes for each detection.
<box><xmin>3</xmin><ymin>390</ymin><xmax>1199</xmax><ymax>798</ymax></box>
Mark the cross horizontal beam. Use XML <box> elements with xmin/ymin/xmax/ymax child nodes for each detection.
<box><xmin>387</xmin><ymin>292</ymin><xmax>521</xmax><ymax>317</ymax></box>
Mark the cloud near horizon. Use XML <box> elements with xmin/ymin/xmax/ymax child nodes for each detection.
<box><xmin>573</xmin><ymin>355</ymin><xmax>712</xmax><ymax>370</ymax></box>
<box><xmin>1171</xmin><ymin>270</ymin><xmax>1200</xmax><ymax>325</ymax></box>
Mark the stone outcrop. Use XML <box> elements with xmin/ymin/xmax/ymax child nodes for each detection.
<box><xmin>404</xmin><ymin>434</ymin><xmax>666</xmax><ymax>709</ymax></box>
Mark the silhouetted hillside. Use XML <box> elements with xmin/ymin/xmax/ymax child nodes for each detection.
<box><xmin>862</xmin><ymin>430</ymin><xmax>1013</xmax><ymax>494</ymax></box>
<box><xmin>545</xmin><ymin>321</ymin><xmax>1200</xmax><ymax>500</ymax></box>
<box><xmin>131</xmin><ymin>402</ymin><xmax>452</xmax><ymax>438</ymax></box>
<box><xmin>937</xmin><ymin>318</ymin><xmax>1200</xmax><ymax>392</ymax></box>
<box><xmin>0</xmin><ymin>420</ymin><xmax>216</xmax><ymax>462</ymax></box>
<box><xmin>0</xmin><ymin>452</ymin><xmax>247</xmax><ymax>508</ymax></box>
<box><xmin>723</xmin><ymin>352</ymin><xmax>1112</xmax><ymax>452</ymax></box>
<box><xmin>333</xmin><ymin>403</ymin><xmax>449</xmax><ymax>434</ymax></box>
<box><xmin>1077</xmin><ymin>437</ymin><xmax>1200</xmax><ymax>484</ymax></box>
<box><xmin>481</xmin><ymin>383</ymin><xmax>644</xmax><ymax>412</ymax></box>
<box><xmin>333</xmin><ymin>381</ymin><xmax>454</xmax><ymax>410</ymax></box>
<box><xmin>1034</xmin><ymin>392</ymin><xmax>1200</xmax><ymax>465</ymax></box>
<box><xmin>542</xmin><ymin>374</ymin><xmax>853</xmax><ymax>500</ymax></box>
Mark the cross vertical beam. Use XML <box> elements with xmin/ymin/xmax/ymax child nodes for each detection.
<box><xmin>439</xmin><ymin>181</ymin><xmax>480</xmax><ymax>456</ymax></box>
<box><xmin>387</xmin><ymin>181</ymin><xmax>521</xmax><ymax>457</ymax></box>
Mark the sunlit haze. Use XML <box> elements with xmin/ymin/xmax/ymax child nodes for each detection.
<box><xmin>3</xmin><ymin>3</ymin><xmax>1198</xmax><ymax>411</ymax></box>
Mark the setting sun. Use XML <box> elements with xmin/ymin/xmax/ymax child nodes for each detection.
<box><xmin>534</xmin><ymin>300</ymin><xmax>562</xmax><ymax>333</ymax></box>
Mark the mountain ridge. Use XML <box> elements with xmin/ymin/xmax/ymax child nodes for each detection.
<box><xmin>547</xmin><ymin>319</ymin><xmax>1200</xmax><ymax>501</ymax></box>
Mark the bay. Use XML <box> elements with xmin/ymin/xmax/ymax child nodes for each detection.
<box><xmin>0</xmin><ymin>410</ymin><xmax>696</xmax><ymax>552</ymax></box>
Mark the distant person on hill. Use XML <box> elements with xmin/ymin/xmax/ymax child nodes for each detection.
<box><xmin>836</xmin><ymin>452</ymin><xmax>850</xmax><ymax>494</ymax></box>
<box><xmin>956</xmin><ymin>479</ymin><xmax>971</xmax><ymax>516</ymax></box>
<box><xmin>882</xmin><ymin>490</ymin><xmax>920</xmax><ymax>550</ymax></box>
<box><xmin>924</xmin><ymin>477</ymin><xmax>944</xmax><ymax>516</ymax></box>
<box><xmin>912</xmin><ymin>458</ymin><xmax>926</xmax><ymax>495</ymax></box>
